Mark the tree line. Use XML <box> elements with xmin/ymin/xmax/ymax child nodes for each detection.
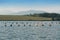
<box><xmin>26</xmin><ymin>13</ymin><xmax>60</xmax><ymax>21</ymax></box>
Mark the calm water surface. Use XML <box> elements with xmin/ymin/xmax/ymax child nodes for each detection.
<box><xmin>0</xmin><ymin>21</ymin><xmax>60</xmax><ymax>40</ymax></box>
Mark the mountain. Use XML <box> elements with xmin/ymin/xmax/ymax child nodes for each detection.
<box><xmin>14</xmin><ymin>10</ymin><xmax>47</xmax><ymax>15</ymax></box>
<box><xmin>0</xmin><ymin>10</ymin><xmax>60</xmax><ymax>15</ymax></box>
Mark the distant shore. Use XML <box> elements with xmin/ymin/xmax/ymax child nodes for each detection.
<box><xmin>0</xmin><ymin>15</ymin><xmax>52</xmax><ymax>21</ymax></box>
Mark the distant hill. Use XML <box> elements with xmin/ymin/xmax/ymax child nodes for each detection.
<box><xmin>14</xmin><ymin>10</ymin><xmax>47</xmax><ymax>15</ymax></box>
<box><xmin>0</xmin><ymin>10</ymin><xmax>47</xmax><ymax>15</ymax></box>
<box><xmin>26</xmin><ymin>13</ymin><xmax>60</xmax><ymax>21</ymax></box>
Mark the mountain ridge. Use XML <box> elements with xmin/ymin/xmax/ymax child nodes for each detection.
<box><xmin>15</xmin><ymin>10</ymin><xmax>47</xmax><ymax>15</ymax></box>
<box><xmin>0</xmin><ymin>10</ymin><xmax>60</xmax><ymax>15</ymax></box>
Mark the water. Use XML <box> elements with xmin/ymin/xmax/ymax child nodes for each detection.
<box><xmin>0</xmin><ymin>21</ymin><xmax>60</xmax><ymax>40</ymax></box>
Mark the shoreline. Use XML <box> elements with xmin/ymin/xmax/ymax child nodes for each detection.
<box><xmin>0</xmin><ymin>15</ymin><xmax>59</xmax><ymax>21</ymax></box>
<box><xmin>0</xmin><ymin>20</ymin><xmax>59</xmax><ymax>21</ymax></box>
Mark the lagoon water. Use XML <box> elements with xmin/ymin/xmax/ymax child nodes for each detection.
<box><xmin>0</xmin><ymin>21</ymin><xmax>60</xmax><ymax>40</ymax></box>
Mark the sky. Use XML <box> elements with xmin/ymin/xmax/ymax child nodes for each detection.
<box><xmin>0</xmin><ymin>0</ymin><xmax>60</xmax><ymax>15</ymax></box>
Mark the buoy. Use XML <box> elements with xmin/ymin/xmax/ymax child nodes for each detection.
<box><xmin>5</xmin><ymin>24</ymin><xmax>7</xmax><ymax>27</ymax></box>
<box><xmin>29</xmin><ymin>24</ymin><xmax>31</xmax><ymax>26</ymax></box>
<box><xmin>18</xmin><ymin>24</ymin><xmax>20</xmax><ymax>27</ymax></box>
<box><xmin>41</xmin><ymin>24</ymin><xmax>44</xmax><ymax>26</ymax></box>
<box><xmin>10</xmin><ymin>24</ymin><xmax>12</xmax><ymax>27</ymax></box>
<box><xmin>24</xmin><ymin>24</ymin><xmax>25</xmax><ymax>26</ymax></box>
<box><xmin>49</xmin><ymin>24</ymin><xmax>52</xmax><ymax>27</ymax></box>
<box><xmin>16</xmin><ymin>22</ymin><xmax>18</xmax><ymax>24</ymax></box>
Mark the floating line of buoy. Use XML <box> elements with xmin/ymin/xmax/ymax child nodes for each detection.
<box><xmin>0</xmin><ymin>21</ymin><xmax>60</xmax><ymax>27</ymax></box>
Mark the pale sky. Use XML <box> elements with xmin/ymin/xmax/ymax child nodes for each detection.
<box><xmin>0</xmin><ymin>0</ymin><xmax>60</xmax><ymax>15</ymax></box>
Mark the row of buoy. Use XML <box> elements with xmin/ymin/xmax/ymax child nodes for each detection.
<box><xmin>3</xmin><ymin>24</ymin><xmax>52</xmax><ymax>27</ymax></box>
<box><xmin>0</xmin><ymin>21</ymin><xmax>60</xmax><ymax>27</ymax></box>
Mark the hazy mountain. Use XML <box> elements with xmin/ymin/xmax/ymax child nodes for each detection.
<box><xmin>0</xmin><ymin>10</ymin><xmax>47</xmax><ymax>15</ymax></box>
<box><xmin>14</xmin><ymin>10</ymin><xmax>47</xmax><ymax>15</ymax></box>
<box><xmin>0</xmin><ymin>10</ymin><xmax>60</xmax><ymax>15</ymax></box>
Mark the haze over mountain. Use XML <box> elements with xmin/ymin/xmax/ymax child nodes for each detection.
<box><xmin>0</xmin><ymin>10</ymin><xmax>60</xmax><ymax>15</ymax></box>
<box><xmin>15</xmin><ymin>10</ymin><xmax>47</xmax><ymax>15</ymax></box>
<box><xmin>0</xmin><ymin>10</ymin><xmax>47</xmax><ymax>15</ymax></box>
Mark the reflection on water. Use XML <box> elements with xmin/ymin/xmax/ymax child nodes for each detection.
<box><xmin>0</xmin><ymin>21</ymin><xmax>60</xmax><ymax>40</ymax></box>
